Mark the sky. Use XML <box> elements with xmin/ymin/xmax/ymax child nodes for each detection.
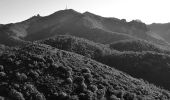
<box><xmin>0</xmin><ymin>0</ymin><xmax>170</xmax><ymax>24</ymax></box>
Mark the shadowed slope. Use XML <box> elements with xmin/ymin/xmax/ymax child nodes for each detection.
<box><xmin>0</xmin><ymin>43</ymin><xmax>169</xmax><ymax>100</ymax></box>
<box><xmin>39</xmin><ymin>35</ymin><xmax>170</xmax><ymax>91</ymax></box>
<box><xmin>109</xmin><ymin>39</ymin><xmax>170</xmax><ymax>53</ymax></box>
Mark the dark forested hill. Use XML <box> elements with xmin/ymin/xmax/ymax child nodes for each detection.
<box><xmin>39</xmin><ymin>35</ymin><xmax>170</xmax><ymax>90</ymax></box>
<box><xmin>38</xmin><ymin>35</ymin><xmax>113</xmax><ymax>59</ymax></box>
<box><xmin>109</xmin><ymin>39</ymin><xmax>170</xmax><ymax>53</ymax></box>
<box><xmin>0</xmin><ymin>43</ymin><xmax>169</xmax><ymax>100</ymax></box>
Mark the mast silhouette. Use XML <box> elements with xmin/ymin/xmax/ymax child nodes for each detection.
<box><xmin>65</xmin><ymin>0</ymin><xmax>68</xmax><ymax>10</ymax></box>
<box><xmin>66</xmin><ymin>4</ymin><xmax>68</xmax><ymax>10</ymax></box>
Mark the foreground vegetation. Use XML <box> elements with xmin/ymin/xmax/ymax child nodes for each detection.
<box><xmin>40</xmin><ymin>35</ymin><xmax>170</xmax><ymax>91</ymax></box>
<box><xmin>0</xmin><ymin>43</ymin><xmax>169</xmax><ymax>100</ymax></box>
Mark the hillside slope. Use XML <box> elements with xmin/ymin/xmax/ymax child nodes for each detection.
<box><xmin>148</xmin><ymin>23</ymin><xmax>170</xmax><ymax>43</ymax></box>
<box><xmin>109</xmin><ymin>39</ymin><xmax>170</xmax><ymax>53</ymax></box>
<box><xmin>101</xmin><ymin>51</ymin><xmax>170</xmax><ymax>90</ymax></box>
<box><xmin>0</xmin><ymin>43</ymin><xmax>169</xmax><ymax>100</ymax></box>
<box><xmin>39</xmin><ymin>35</ymin><xmax>170</xmax><ymax>91</ymax></box>
<box><xmin>38</xmin><ymin>35</ymin><xmax>113</xmax><ymax>59</ymax></box>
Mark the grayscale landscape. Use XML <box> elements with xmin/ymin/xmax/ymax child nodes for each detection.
<box><xmin>1</xmin><ymin>0</ymin><xmax>170</xmax><ymax>100</ymax></box>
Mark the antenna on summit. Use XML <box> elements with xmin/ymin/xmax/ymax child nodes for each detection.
<box><xmin>65</xmin><ymin>0</ymin><xmax>68</xmax><ymax>10</ymax></box>
<box><xmin>65</xmin><ymin>4</ymin><xmax>68</xmax><ymax>10</ymax></box>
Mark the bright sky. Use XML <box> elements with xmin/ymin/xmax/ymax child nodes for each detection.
<box><xmin>0</xmin><ymin>0</ymin><xmax>170</xmax><ymax>24</ymax></box>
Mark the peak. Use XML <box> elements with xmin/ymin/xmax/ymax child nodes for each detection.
<box><xmin>64</xmin><ymin>9</ymin><xmax>76</xmax><ymax>11</ymax></box>
<box><xmin>50</xmin><ymin>9</ymin><xmax>81</xmax><ymax>17</ymax></box>
<box><xmin>64</xmin><ymin>9</ymin><xmax>81</xmax><ymax>14</ymax></box>
<box><xmin>60</xmin><ymin>9</ymin><xmax>77</xmax><ymax>12</ymax></box>
<box><xmin>58</xmin><ymin>9</ymin><xmax>80</xmax><ymax>14</ymax></box>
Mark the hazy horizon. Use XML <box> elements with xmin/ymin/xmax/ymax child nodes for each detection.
<box><xmin>1</xmin><ymin>0</ymin><xmax>170</xmax><ymax>24</ymax></box>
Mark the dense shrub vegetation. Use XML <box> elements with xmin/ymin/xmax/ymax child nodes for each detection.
<box><xmin>101</xmin><ymin>51</ymin><xmax>170</xmax><ymax>90</ymax></box>
<box><xmin>109</xmin><ymin>39</ymin><xmax>170</xmax><ymax>53</ymax></box>
<box><xmin>39</xmin><ymin>35</ymin><xmax>170</xmax><ymax>91</ymax></box>
<box><xmin>39</xmin><ymin>35</ymin><xmax>113</xmax><ymax>59</ymax></box>
<box><xmin>0</xmin><ymin>43</ymin><xmax>169</xmax><ymax>100</ymax></box>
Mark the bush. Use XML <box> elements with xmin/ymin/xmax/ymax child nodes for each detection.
<box><xmin>57</xmin><ymin>66</ymin><xmax>67</xmax><ymax>73</ymax></box>
<box><xmin>0</xmin><ymin>96</ymin><xmax>5</xmax><ymax>100</ymax></box>
<box><xmin>16</xmin><ymin>73</ymin><xmax>27</xmax><ymax>82</ymax></box>
<box><xmin>81</xmin><ymin>68</ymin><xmax>91</xmax><ymax>73</ymax></box>
<box><xmin>83</xmin><ymin>73</ymin><xmax>92</xmax><ymax>83</ymax></box>
<box><xmin>28</xmin><ymin>64</ymin><xmax>34</xmax><ymax>68</ymax></box>
<box><xmin>9</xmin><ymin>89</ymin><xmax>25</xmax><ymax>100</ymax></box>
<box><xmin>79</xmin><ymin>93</ymin><xmax>86</xmax><ymax>100</ymax></box>
<box><xmin>96</xmin><ymin>89</ymin><xmax>106</xmax><ymax>99</ymax></box>
<box><xmin>83</xmin><ymin>73</ymin><xmax>92</xmax><ymax>79</ymax></box>
<box><xmin>35</xmin><ymin>93</ymin><xmax>46</xmax><ymax>100</ymax></box>
<box><xmin>74</xmin><ymin>76</ymin><xmax>85</xmax><ymax>84</ymax></box>
<box><xmin>0</xmin><ymin>65</ymin><xmax>4</xmax><ymax>71</ymax></box>
<box><xmin>115</xmin><ymin>90</ymin><xmax>124</xmax><ymax>99</ymax></box>
<box><xmin>69</xmin><ymin>95</ymin><xmax>79</xmax><ymax>100</ymax></box>
<box><xmin>66</xmin><ymin>78</ymin><xmax>73</xmax><ymax>84</ymax></box>
<box><xmin>58</xmin><ymin>92</ymin><xmax>68</xmax><ymax>99</ymax></box>
<box><xmin>79</xmin><ymin>91</ymin><xmax>93</xmax><ymax>100</ymax></box>
<box><xmin>28</xmin><ymin>70</ymin><xmax>39</xmax><ymax>79</ymax></box>
<box><xmin>89</xmin><ymin>85</ymin><xmax>98</xmax><ymax>92</ymax></box>
<box><xmin>66</xmin><ymin>71</ymin><xmax>72</xmax><ymax>78</ymax></box>
<box><xmin>110</xmin><ymin>95</ymin><xmax>120</xmax><ymax>100</ymax></box>
<box><xmin>33</xmin><ymin>61</ymin><xmax>38</xmax><ymax>67</ymax></box>
<box><xmin>15</xmin><ymin>61</ymin><xmax>21</xmax><ymax>66</ymax></box>
<box><xmin>45</xmin><ymin>56</ymin><xmax>54</xmax><ymax>64</ymax></box>
<box><xmin>98</xmin><ymin>84</ymin><xmax>105</xmax><ymax>89</ymax></box>
<box><xmin>85</xmin><ymin>90</ymin><xmax>93</xmax><ymax>100</ymax></box>
<box><xmin>123</xmin><ymin>92</ymin><xmax>136</xmax><ymax>100</ymax></box>
<box><xmin>51</xmin><ymin>63</ymin><xmax>59</xmax><ymax>69</ymax></box>
<box><xmin>13</xmin><ymin>83</ymin><xmax>20</xmax><ymax>89</ymax></box>
<box><xmin>7</xmin><ymin>58</ymin><xmax>13</xmax><ymax>63</ymax></box>
<box><xmin>23</xmin><ymin>84</ymin><xmax>46</xmax><ymax>100</ymax></box>
<box><xmin>0</xmin><ymin>72</ymin><xmax>6</xmax><ymax>78</ymax></box>
<box><xmin>80</xmin><ymin>82</ymin><xmax>87</xmax><ymax>91</ymax></box>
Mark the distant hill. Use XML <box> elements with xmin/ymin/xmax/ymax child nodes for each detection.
<box><xmin>0</xmin><ymin>43</ymin><xmax>169</xmax><ymax>100</ymax></box>
<box><xmin>109</xmin><ymin>39</ymin><xmax>170</xmax><ymax>53</ymax></box>
<box><xmin>0</xmin><ymin>9</ymin><xmax>169</xmax><ymax>46</ymax></box>
<box><xmin>148</xmin><ymin>23</ymin><xmax>170</xmax><ymax>43</ymax></box>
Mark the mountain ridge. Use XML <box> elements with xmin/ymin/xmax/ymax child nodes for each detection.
<box><xmin>0</xmin><ymin>9</ymin><xmax>169</xmax><ymax>47</ymax></box>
